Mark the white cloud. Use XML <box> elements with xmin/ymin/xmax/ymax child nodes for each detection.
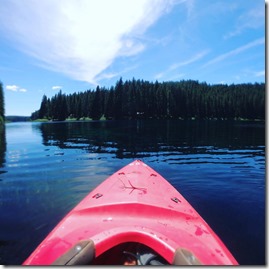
<box><xmin>0</xmin><ymin>0</ymin><xmax>179</xmax><ymax>85</ymax></box>
<box><xmin>52</xmin><ymin>86</ymin><xmax>62</xmax><ymax>91</ymax></box>
<box><xmin>6</xmin><ymin>85</ymin><xmax>27</xmax><ymax>92</ymax></box>
<box><xmin>6</xmin><ymin>85</ymin><xmax>20</xmax><ymax>92</ymax></box>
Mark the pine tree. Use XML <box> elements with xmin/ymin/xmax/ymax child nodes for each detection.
<box><xmin>39</xmin><ymin>95</ymin><xmax>48</xmax><ymax>119</ymax></box>
<box><xmin>91</xmin><ymin>86</ymin><xmax>102</xmax><ymax>120</ymax></box>
<box><xmin>114</xmin><ymin>78</ymin><xmax>123</xmax><ymax>119</ymax></box>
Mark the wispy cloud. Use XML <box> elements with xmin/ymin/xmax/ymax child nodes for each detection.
<box><xmin>155</xmin><ymin>49</ymin><xmax>209</xmax><ymax>79</ymax></box>
<box><xmin>6</xmin><ymin>85</ymin><xmax>27</xmax><ymax>92</ymax></box>
<box><xmin>96</xmin><ymin>64</ymin><xmax>139</xmax><ymax>82</ymax></box>
<box><xmin>203</xmin><ymin>38</ymin><xmax>264</xmax><ymax>68</ymax></box>
<box><xmin>224</xmin><ymin>4</ymin><xmax>264</xmax><ymax>39</ymax></box>
<box><xmin>0</xmin><ymin>0</ymin><xmax>180</xmax><ymax>85</ymax></box>
<box><xmin>165</xmin><ymin>73</ymin><xmax>186</xmax><ymax>81</ymax></box>
<box><xmin>254</xmin><ymin>71</ymin><xmax>265</xmax><ymax>78</ymax></box>
<box><xmin>171</xmin><ymin>50</ymin><xmax>210</xmax><ymax>69</ymax></box>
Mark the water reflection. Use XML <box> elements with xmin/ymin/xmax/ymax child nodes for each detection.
<box><xmin>0</xmin><ymin>124</ymin><xmax>6</xmax><ymax>169</ymax></box>
<box><xmin>37</xmin><ymin>120</ymin><xmax>265</xmax><ymax>161</ymax></box>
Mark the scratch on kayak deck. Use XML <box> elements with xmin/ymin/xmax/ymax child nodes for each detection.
<box><xmin>118</xmin><ymin>178</ymin><xmax>147</xmax><ymax>194</ymax></box>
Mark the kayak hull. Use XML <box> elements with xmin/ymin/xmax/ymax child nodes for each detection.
<box><xmin>23</xmin><ymin>160</ymin><xmax>238</xmax><ymax>265</ymax></box>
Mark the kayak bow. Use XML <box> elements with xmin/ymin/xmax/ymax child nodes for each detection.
<box><xmin>23</xmin><ymin>160</ymin><xmax>238</xmax><ymax>265</ymax></box>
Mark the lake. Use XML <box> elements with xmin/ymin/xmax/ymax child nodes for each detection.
<box><xmin>0</xmin><ymin>120</ymin><xmax>265</xmax><ymax>265</ymax></box>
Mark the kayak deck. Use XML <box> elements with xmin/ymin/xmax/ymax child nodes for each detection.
<box><xmin>23</xmin><ymin>160</ymin><xmax>238</xmax><ymax>265</ymax></box>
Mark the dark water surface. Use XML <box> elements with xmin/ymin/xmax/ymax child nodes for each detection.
<box><xmin>0</xmin><ymin>120</ymin><xmax>265</xmax><ymax>265</ymax></box>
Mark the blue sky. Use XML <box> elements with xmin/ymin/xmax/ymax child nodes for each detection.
<box><xmin>0</xmin><ymin>0</ymin><xmax>265</xmax><ymax>116</ymax></box>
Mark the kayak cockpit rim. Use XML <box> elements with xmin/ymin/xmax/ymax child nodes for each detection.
<box><xmin>51</xmin><ymin>238</ymin><xmax>201</xmax><ymax>265</ymax></box>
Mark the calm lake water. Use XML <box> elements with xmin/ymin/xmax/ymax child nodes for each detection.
<box><xmin>0</xmin><ymin>120</ymin><xmax>265</xmax><ymax>265</ymax></box>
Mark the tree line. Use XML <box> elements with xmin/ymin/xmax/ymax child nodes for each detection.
<box><xmin>0</xmin><ymin>82</ymin><xmax>5</xmax><ymax>164</ymax></box>
<box><xmin>31</xmin><ymin>78</ymin><xmax>265</xmax><ymax>121</ymax></box>
<box><xmin>0</xmin><ymin>82</ymin><xmax>4</xmax><ymax>124</ymax></box>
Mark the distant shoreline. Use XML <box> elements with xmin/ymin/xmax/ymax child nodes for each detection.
<box><xmin>5</xmin><ymin>116</ymin><xmax>265</xmax><ymax>123</ymax></box>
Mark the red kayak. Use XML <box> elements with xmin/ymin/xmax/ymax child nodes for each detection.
<box><xmin>23</xmin><ymin>160</ymin><xmax>238</xmax><ymax>265</ymax></box>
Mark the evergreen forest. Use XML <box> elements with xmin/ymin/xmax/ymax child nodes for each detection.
<box><xmin>31</xmin><ymin>78</ymin><xmax>265</xmax><ymax>121</ymax></box>
<box><xmin>0</xmin><ymin>82</ymin><xmax>4</xmax><ymax>124</ymax></box>
<box><xmin>0</xmin><ymin>82</ymin><xmax>5</xmax><ymax>162</ymax></box>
